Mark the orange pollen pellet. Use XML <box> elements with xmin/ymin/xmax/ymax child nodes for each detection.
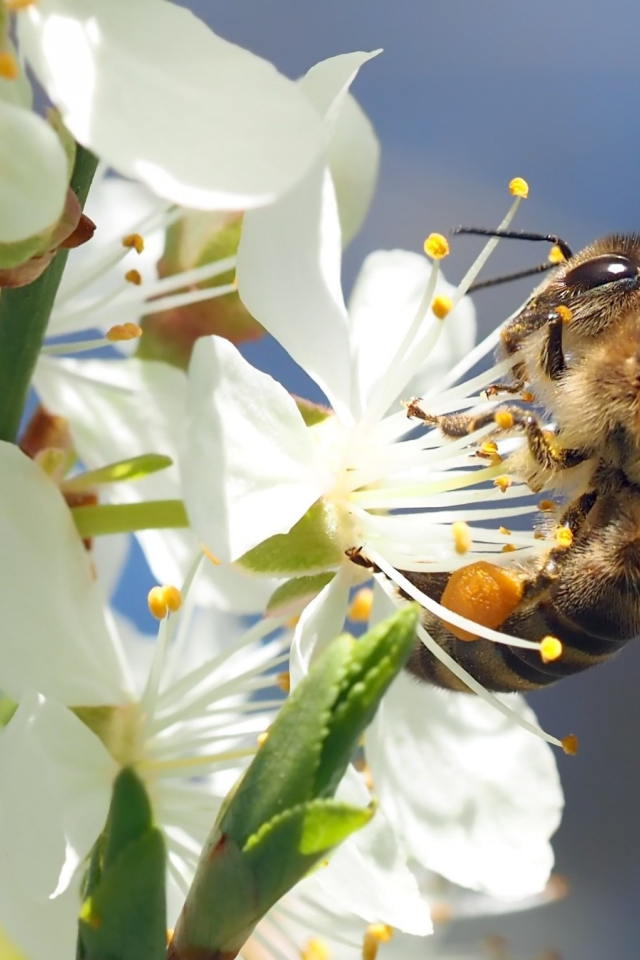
<box><xmin>349</xmin><ymin>586</ymin><xmax>374</xmax><ymax>623</ymax></box>
<box><xmin>509</xmin><ymin>176</ymin><xmax>529</xmax><ymax>198</ymax></box>
<box><xmin>122</xmin><ymin>232</ymin><xmax>145</xmax><ymax>254</ymax></box>
<box><xmin>106</xmin><ymin>322</ymin><xmax>142</xmax><ymax>342</ymax></box>
<box><xmin>452</xmin><ymin>521</ymin><xmax>472</xmax><ymax>555</ymax></box>
<box><xmin>125</xmin><ymin>268</ymin><xmax>142</xmax><ymax>285</ymax></box>
<box><xmin>501</xmin><ymin>543</ymin><xmax>517</xmax><ymax>553</ymax></box>
<box><xmin>301</xmin><ymin>939</ymin><xmax>331</xmax><ymax>960</ymax></box>
<box><xmin>538</xmin><ymin>499</ymin><xmax>557</xmax><ymax>512</ymax></box>
<box><xmin>363</xmin><ymin>925</ymin><xmax>393</xmax><ymax>960</ymax></box>
<box><xmin>521</xmin><ymin>390</ymin><xmax>536</xmax><ymax>403</ymax></box>
<box><xmin>548</xmin><ymin>244</ymin><xmax>566</xmax><ymax>264</ymax></box>
<box><xmin>439</xmin><ymin>560</ymin><xmax>524</xmax><ymax>641</ymax></box>
<box><xmin>424</xmin><ymin>233</ymin><xmax>449</xmax><ymax>259</ymax></box>
<box><xmin>562</xmin><ymin>733</ymin><xmax>579</xmax><ymax>756</ymax></box>
<box><xmin>431</xmin><ymin>294</ymin><xmax>453</xmax><ymax>319</ymax></box>
<box><xmin>556</xmin><ymin>304</ymin><xmax>573</xmax><ymax>323</ymax></box>
<box><xmin>540</xmin><ymin>635</ymin><xmax>563</xmax><ymax>663</ymax></box>
<box><xmin>494</xmin><ymin>410</ymin><xmax>514</xmax><ymax>430</ymax></box>
<box><xmin>494</xmin><ymin>476</ymin><xmax>512</xmax><ymax>493</ymax></box>
<box><xmin>555</xmin><ymin>526</ymin><xmax>573</xmax><ymax>548</ymax></box>
<box><xmin>276</xmin><ymin>671</ymin><xmax>291</xmax><ymax>694</ymax></box>
<box><xmin>0</xmin><ymin>50</ymin><xmax>19</xmax><ymax>80</ymax></box>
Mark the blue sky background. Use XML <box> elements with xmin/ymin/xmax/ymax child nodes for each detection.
<box><xmin>120</xmin><ymin>4</ymin><xmax>640</xmax><ymax>957</ymax></box>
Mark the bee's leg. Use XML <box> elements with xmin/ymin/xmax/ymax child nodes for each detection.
<box><xmin>484</xmin><ymin>382</ymin><xmax>525</xmax><ymax>398</ymax></box>
<box><xmin>520</xmin><ymin>491</ymin><xmax>598</xmax><ymax>604</ymax></box>
<box><xmin>407</xmin><ymin>401</ymin><xmax>587</xmax><ymax>473</ymax></box>
<box><xmin>539</xmin><ymin>311</ymin><xmax>567</xmax><ymax>382</ymax></box>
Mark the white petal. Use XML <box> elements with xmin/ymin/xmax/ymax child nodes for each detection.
<box><xmin>0</xmin><ymin>101</ymin><xmax>66</xmax><ymax>243</ymax></box>
<box><xmin>50</xmin><ymin>176</ymin><xmax>167</xmax><ymax>337</ymax></box>
<box><xmin>348</xmin><ymin>250</ymin><xmax>477</xmax><ymax>412</ymax></box>
<box><xmin>289</xmin><ymin>563</ymin><xmax>353</xmax><ymax>687</ymax></box>
<box><xmin>183</xmin><ymin>336</ymin><xmax>330</xmax><ymax>562</ymax></box>
<box><xmin>35</xmin><ymin>355</ymin><xmax>276</xmax><ymax>613</ymax></box>
<box><xmin>329</xmin><ymin>93</ymin><xmax>379</xmax><ymax>247</ymax></box>
<box><xmin>0</xmin><ymin>869</ymin><xmax>80</xmax><ymax>960</ymax></box>
<box><xmin>238</xmin><ymin>52</ymin><xmax>378</xmax><ymax>421</ymax></box>
<box><xmin>316</xmin><ymin>768</ymin><xmax>432</xmax><ymax>935</ymax></box>
<box><xmin>0</xmin><ymin>443</ymin><xmax>127</xmax><ymax>702</ymax></box>
<box><xmin>19</xmin><ymin>0</ymin><xmax>326</xmax><ymax>208</ymax></box>
<box><xmin>366</xmin><ymin>672</ymin><xmax>563</xmax><ymax>900</ymax></box>
<box><xmin>0</xmin><ymin>692</ymin><xmax>115</xmax><ymax>902</ymax></box>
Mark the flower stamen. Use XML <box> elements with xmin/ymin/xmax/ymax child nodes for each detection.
<box><xmin>363</xmin><ymin>925</ymin><xmax>393</xmax><ymax>960</ymax></box>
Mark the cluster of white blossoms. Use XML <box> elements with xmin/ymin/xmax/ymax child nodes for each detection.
<box><xmin>0</xmin><ymin>2</ymin><xmax>567</xmax><ymax>959</ymax></box>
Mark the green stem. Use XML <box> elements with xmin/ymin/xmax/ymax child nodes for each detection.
<box><xmin>72</xmin><ymin>500</ymin><xmax>189</xmax><ymax>539</ymax></box>
<box><xmin>0</xmin><ymin>144</ymin><xmax>99</xmax><ymax>443</ymax></box>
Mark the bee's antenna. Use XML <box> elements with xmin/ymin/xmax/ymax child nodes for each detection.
<box><xmin>467</xmin><ymin>261</ymin><xmax>557</xmax><ymax>293</ymax></box>
<box><xmin>453</xmin><ymin>227</ymin><xmax>574</xmax><ymax>261</ymax></box>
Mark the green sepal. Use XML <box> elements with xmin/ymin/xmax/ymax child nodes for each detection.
<box><xmin>64</xmin><ymin>454</ymin><xmax>173</xmax><ymax>492</ymax></box>
<box><xmin>238</xmin><ymin>500</ymin><xmax>344</xmax><ymax>576</ymax></box>
<box><xmin>266</xmin><ymin>573</ymin><xmax>336</xmax><ymax>617</ymax></box>
<box><xmin>77</xmin><ymin>769</ymin><xmax>166</xmax><ymax>960</ymax></box>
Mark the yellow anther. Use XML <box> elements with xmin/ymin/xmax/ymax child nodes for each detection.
<box><xmin>554</xmin><ymin>526</ymin><xmax>573</xmax><ymax>548</ymax></box>
<box><xmin>125</xmin><ymin>268</ymin><xmax>142</xmax><ymax>285</ymax></box>
<box><xmin>5</xmin><ymin>0</ymin><xmax>37</xmax><ymax>9</ymax></box>
<box><xmin>429</xmin><ymin>901</ymin><xmax>453</xmax><ymax>924</ymax></box>
<box><xmin>548</xmin><ymin>244</ymin><xmax>567</xmax><ymax>264</ymax></box>
<box><xmin>161</xmin><ymin>585</ymin><xmax>182</xmax><ymax>613</ymax></box>
<box><xmin>201</xmin><ymin>544</ymin><xmax>221</xmax><ymax>565</ymax></box>
<box><xmin>148</xmin><ymin>586</ymin><xmax>168</xmax><ymax>620</ymax></box>
<box><xmin>538</xmin><ymin>499</ymin><xmax>557</xmax><ymax>512</ymax></box>
<box><xmin>501</xmin><ymin>543</ymin><xmax>517</xmax><ymax>553</ymax></box>
<box><xmin>481</xmin><ymin>440</ymin><xmax>498</xmax><ymax>455</ymax></box>
<box><xmin>122</xmin><ymin>232</ymin><xmax>145</xmax><ymax>254</ymax></box>
<box><xmin>286</xmin><ymin>613</ymin><xmax>301</xmax><ymax>629</ymax></box>
<box><xmin>363</xmin><ymin>925</ymin><xmax>393</xmax><ymax>960</ymax></box>
<box><xmin>509</xmin><ymin>176</ymin><xmax>529</xmax><ymax>198</ymax></box>
<box><xmin>493</xmin><ymin>476</ymin><xmax>512</xmax><ymax>493</ymax></box>
<box><xmin>257</xmin><ymin>731</ymin><xmax>269</xmax><ymax>747</ymax></box>
<box><xmin>431</xmin><ymin>294</ymin><xmax>453</xmax><ymax>319</ymax></box>
<box><xmin>499</xmin><ymin>526</ymin><xmax>511</xmax><ymax>535</ymax></box>
<box><xmin>540</xmin><ymin>635</ymin><xmax>563</xmax><ymax>663</ymax></box>
<box><xmin>561</xmin><ymin>733</ymin><xmax>579</xmax><ymax>756</ymax></box>
<box><xmin>494</xmin><ymin>410</ymin><xmax>514</xmax><ymax>430</ymax></box>
<box><xmin>106</xmin><ymin>322</ymin><xmax>142</xmax><ymax>342</ymax></box>
<box><xmin>301</xmin><ymin>939</ymin><xmax>331</xmax><ymax>960</ymax></box>
<box><xmin>534</xmin><ymin>530</ymin><xmax>547</xmax><ymax>540</ymax></box>
<box><xmin>276</xmin><ymin>671</ymin><xmax>291</xmax><ymax>694</ymax></box>
<box><xmin>0</xmin><ymin>50</ymin><xmax>19</xmax><ymax>80</ymax></box>
<box><xmin>452</xmin><ymin>520</ymin><xmax>472</xmax><ymax>555</ymax></box>
<box><xmin>232</xmin><ymin>272</ymin><xmax>239</xmax><ymax>288</ymax></box>
<box><xmin>349</xmin><ymin>586</ymin><xmax>374</xmax><ymax>623</ymax></box>
<box><xmin>556</xmin><ymin>304</ymin><xmax>573</xmax><ymax>323</ymax></box>
<box><xmin>521</xmin><ymin>390</ymin><xmax>536</xmax><ymax>403</ymax></box>
<box><xmin>424</xmin><ymin>233</ymin><xmax>449</xmax><ymax>259</ymax></box>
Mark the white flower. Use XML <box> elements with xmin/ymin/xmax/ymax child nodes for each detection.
<box><xmin>0</xmin><ymin>442</ymin><xmax>293</xmax><ymax>958</ymax></box>
<box><xmin>180</xmin><ymin>173</ymin><xmax>565</xmax><ymax>899</ymax></box>
<box><xmin>15</xmin><ymin>0</ymin><xmax>368</xmax><ymax>210</ymax></box>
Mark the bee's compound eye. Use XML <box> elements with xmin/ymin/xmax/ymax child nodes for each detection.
<box><xmin>565</xmin><ymin>254</ymin><xmax>639</xmax><ymax>289</ymax></box>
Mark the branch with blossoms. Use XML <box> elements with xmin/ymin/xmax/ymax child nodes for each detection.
<box><xmin>0</xmin><ymin>2</ymin><xmax>568</xmax><ymax>960</ymax></box>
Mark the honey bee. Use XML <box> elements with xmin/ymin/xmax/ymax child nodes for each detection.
<box><xmin>399</xmin><ymin>232</ymin><xmax>640</xmax><ymax>692</ymax></box>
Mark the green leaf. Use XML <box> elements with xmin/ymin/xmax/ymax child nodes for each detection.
<box><xmin>239</xmin><ymin>500</ymin><xmax>344</xmax><ymax>576</ymax></box>
<box><xmin>78</xmin><ymin>830</ymin><xmax>167</xmax><ymax>960</ymax></box>
<box><xmin>77</xmin><ymin>770</ymin><xmax>166</xmax><ymax>960</ymax></box>
<box><xmin>64</xmin><ymin>454</ymin><xmax>173</xmax><ymax>492</ymax></box>
<box><xmin>315</xmin><ymin>604</ymin><xmax>419</xmax><ymax>797</ymax></box>
<box><xmin>219</xmin><ymin>634</ymin><xmax>353</xmax><ymax>848</ymax></box>
<box><xmin>266</xmin><ymin>573</ymin><xmax>336</xmax><ymax>617</ymax></box>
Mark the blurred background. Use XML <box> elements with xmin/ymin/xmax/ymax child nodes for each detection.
<box><xmin>121</xmin><ymin>2</ymin><xmax>640</xmax><ymax>957</ymax></box>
